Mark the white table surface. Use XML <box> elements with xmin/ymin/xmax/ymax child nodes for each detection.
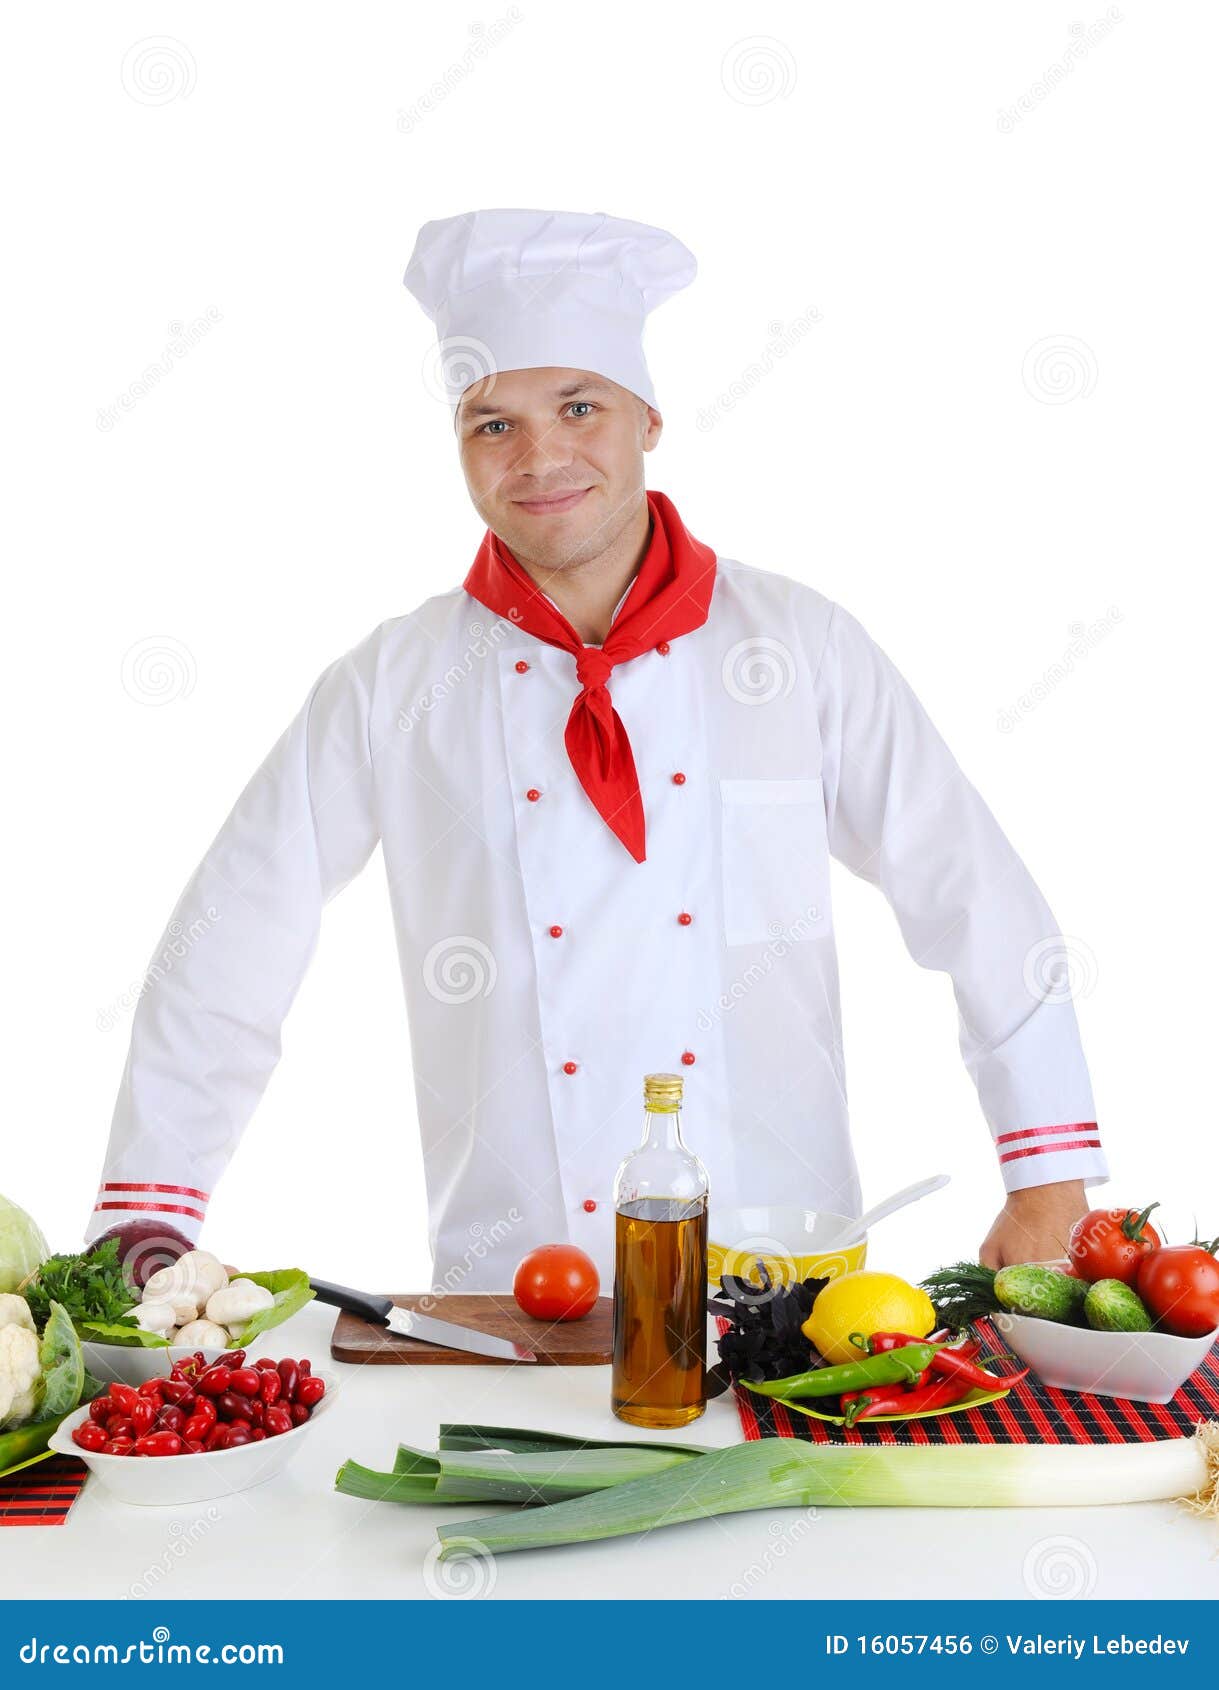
<box><xmin>6</xmin><ymin>1301</ymin><xmax>1216</xmax><ymax>1602</ymax></box>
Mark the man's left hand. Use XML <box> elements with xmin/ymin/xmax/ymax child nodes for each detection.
<box><xmin>979</xmin><ymin>1179</ymin><xmax>1089</xmax><ymax>1269</ymax></box>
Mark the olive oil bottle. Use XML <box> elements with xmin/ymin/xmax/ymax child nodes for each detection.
<box><xmin>611</xmin><ymin>1072</ymin><xmax>709</xmax><ymax>1427</ymax></box>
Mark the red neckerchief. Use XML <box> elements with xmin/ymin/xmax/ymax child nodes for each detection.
<box><xmin>463</xmin><ymin>489</ymin><xmax>717</xmax><ymax>862</ymax></box>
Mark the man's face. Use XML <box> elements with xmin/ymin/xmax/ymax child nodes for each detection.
<box><xmin>456</xmin><ymin>368</ymin><xmax>662</xmax><ymax>571</ymax></box>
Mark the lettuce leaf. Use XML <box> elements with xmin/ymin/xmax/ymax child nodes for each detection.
<box><xmin>232</xmin><ymin>1268</ymin><xmax>314</xmax><ymax>1346</ymax></box>
<box><xmin>78</xmin><ymin>1319</ymin><xmax>169</xmax><ymax>1349</ymax></box>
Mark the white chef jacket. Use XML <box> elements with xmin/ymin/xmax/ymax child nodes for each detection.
<box><xmin>86</xmin><ymin>550</ymin><xmax>1108</xmax><ymax>1289</ymax></box>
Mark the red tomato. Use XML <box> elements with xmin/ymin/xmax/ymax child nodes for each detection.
<box><xmin>513</xmin><ymin>1245</ymin><xmax>600</xmax><ymax>1321</ymax></box>
<box><xmin>1067</xmin><ymin>1203</ymin><xmax>1162</xmax><ymax>1284</ymax></box>
<box><xmin>1136</xmin><ymin>1246</ymin><xmax>1219</xmax><ymax>1338</ymax></box>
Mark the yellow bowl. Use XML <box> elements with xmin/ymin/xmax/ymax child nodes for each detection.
<box><xmin>708</xmin><ymin>1206</ymin><xmax>868</xmax><ymax>1292</ymax></box>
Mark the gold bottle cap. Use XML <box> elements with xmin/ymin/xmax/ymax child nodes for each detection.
<box><xmin>643</xmin><ymin>1072</ymin><xmax>684</xmax><ymax>1110</ymax></box>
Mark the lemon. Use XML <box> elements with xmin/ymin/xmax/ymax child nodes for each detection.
<box><xmin>801</xmin><ymin>1270</ymin><xmax>936</xmax><ymax>1365</ymax></box>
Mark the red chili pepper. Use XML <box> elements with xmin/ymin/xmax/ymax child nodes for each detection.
<box><xmin>927</xmin><ymin>1347</ymin><xmax>1028</xmax><ymax>1391</ymax></box>
<box><xmin>849</xmin><ymin>1374</ymin><xmax>977</xmax><ymax>1424</ymax></box>
<box><xmin>910</xmin><ymin>1336</ymin><xmax>982</xmax><ymax>1387</ymax></box>
<box><xmin>863</xmin><ymin>1331</ymin><xmax>933</xmax><ymax>1353</ymax></box>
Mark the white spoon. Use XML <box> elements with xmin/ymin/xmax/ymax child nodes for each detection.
<box><xmin>820</xmin><ymin>1173</ymin><xmax>951</xmax><ymax>1252</ymax></box>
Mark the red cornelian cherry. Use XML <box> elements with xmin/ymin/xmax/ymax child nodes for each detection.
<box><xmin>677</xmin><ymin>912</ymin><xmax>693</xmax><ymax>926</ymax></box>
<box><xmin>680</xmin><ymin>1051</ymin><xmax>696</xmax><ymax>1065</ymax></box>
<box><xmin>526</xmin><ymin>788</ymin><xmax>541</xmax><ymax>802</ymax></box>
<box><xmin>672</xmin><ymin>771</ymin><xmax>686</xmax><ymax>785</ymax></box>
<box><xmin>562</xmin><ymin>1061</ymin><xmax>578</xmax><ymax>1075</ymax></box>
<box><xmin>515</xmin><ymin>660</ymin><xmax>530</xmax><ymax>673</ymax></box>
<box><xmin>549</xmin><ymin>925</ymin><xmax>563</xmax><ymax>938</ymax></box>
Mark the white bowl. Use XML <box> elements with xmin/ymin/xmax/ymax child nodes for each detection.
<box><xmin>50</xmin><ymin>1369</ymin><xmax>335</xmax><ymax>1506</ymax></box>
<box><xmin>994</xmin><ymin>1312</ymin><xmax>1217</xmax><ymax>1403</ymax></box>
<box><xmin>82</xmin><ymin>1341</ymin><xmax>231</xmax><ymax>1387</ymax></box>
<box><xmin>83</xmin><ymin>1336</ymin><xmax>297</xmax><ymax>1387</ymax></box>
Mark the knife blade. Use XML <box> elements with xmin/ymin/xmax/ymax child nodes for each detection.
<box><xmin>309</xmin><ymin>1278</ymin><xmax>537</xmax><ymax>1363</ymax></box>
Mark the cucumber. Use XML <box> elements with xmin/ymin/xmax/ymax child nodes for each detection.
<box><xmin>993</xmin><ymin>1264</ymin><xmax>1084</xmax><ymax>1322</ymax></box>
<box><xmin>1084</xmin><ymin>1277</ymin><xmax>1153</xmax><ymax>1333</ymax></box>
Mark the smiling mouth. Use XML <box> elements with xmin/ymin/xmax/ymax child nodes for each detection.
<box><xmin>513</xmin><ymin>487</ymin><xmax>592</xmax><ymax>514</ymax></box>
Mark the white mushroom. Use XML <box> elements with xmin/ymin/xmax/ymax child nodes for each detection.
<box><xmin>174</xmin><ymin>1318</ymin><xmax>230</xmax><ymax>1349</ymax></box>
<box><xmin>131</xmin><ymin>1300</ymin><xmax>177</xmax><ymax>1334</ymax></box>
<box><xmin>170</xmin><ymin>1298</ymin><xmax>199</xmax><ymax>1326</ymax></box>
<box><xmin>143</xmin><ymin>1251</ymin><xmax>228</xmax><ymax>1308</ymax></box>
<box><xmin>205</xmin><ymin>1279</ymin><xmax>273</xmax><ymax>1328</ymax></box>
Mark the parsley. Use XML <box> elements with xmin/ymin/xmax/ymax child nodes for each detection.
<box><xmin>23</xmin><ymin>1239</ymin><xmax>139</xmax><ymax>1331</ymax></box>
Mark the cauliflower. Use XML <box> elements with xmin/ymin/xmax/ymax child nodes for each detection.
<box><xmin>0</xmin><ymin>1321</ymin><xmax>41</xmax><ymax>1425</ymax></box>
<box><xmin>0</xmin><ymin>1293</ymin><xmax>35</xmax><ymax>1333</ymax></box>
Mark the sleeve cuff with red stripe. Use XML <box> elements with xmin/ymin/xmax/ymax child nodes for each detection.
<box><xmin>994</xmin><ymin>1123</ymin><xmax>1109</xmax><ymax>1195</ymax></box>
<box><xmin>83</xmin><ymin>1182</ymin><xmax>209</xmax><ymax>1247</ymax></box>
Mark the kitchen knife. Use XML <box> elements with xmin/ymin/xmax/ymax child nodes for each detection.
<box><xmin>309</xmin><ymin>1279</ymin><xmax>537</xmax><ymax>1363</ymax></box>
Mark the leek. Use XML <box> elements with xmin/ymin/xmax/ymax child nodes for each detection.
<box><xmin>437</xmin><ymin>1425</ymin><xmax>1219</xmax><ymax>1559</ymax></box>
<box><xmin>437</xmin><ymin>1423</ymin><xmax>715</xmax><ymax>1457</ymax></box>
<box><xmin>335</xmin><ymin>1428</ymin><xmax>705</xmax><ymax>1508</ymax></box>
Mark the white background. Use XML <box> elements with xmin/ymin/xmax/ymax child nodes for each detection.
<box><xmin>3</xmin><ymin>2</ymin><xmax>1215</xmax><ymax>1293</ymax></box>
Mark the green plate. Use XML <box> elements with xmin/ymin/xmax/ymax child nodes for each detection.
<box><xmin>742</xmin><ymin>1381</ymin><xmax>1014</xmax><ymax>1425</ymax></box>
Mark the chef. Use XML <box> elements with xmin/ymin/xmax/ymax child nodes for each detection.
<box><xmin>87</xmin><ymin>208</ymin><xmax>1108</xmax><ymax>1291</ymax></box>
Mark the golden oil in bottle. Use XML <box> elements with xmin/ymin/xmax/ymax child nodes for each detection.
<box><xmin>611</xmin><ymin>1072</ymin><xmax>709</xmax><ymax>1427</ymax></box>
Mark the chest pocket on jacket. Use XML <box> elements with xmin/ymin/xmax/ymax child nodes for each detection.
<box><xmin>719</xmin><ymin>777</ymin><xmax>833</xmax><ymax>946</ymax></box>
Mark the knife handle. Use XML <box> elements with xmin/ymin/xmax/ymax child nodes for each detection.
<box><xmin>308</xmin><ymin>1278</ymin><xmax>394</xmax><ymax>1325</ymax></box>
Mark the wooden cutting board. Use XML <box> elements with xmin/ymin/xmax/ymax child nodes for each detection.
<box><xmin>329</xmin><ymin>1293</ymin><xmax>614</xmax><ymax>1366</ymax></box>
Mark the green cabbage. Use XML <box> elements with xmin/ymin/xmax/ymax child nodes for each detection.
<box><xmin>0</xmin><ymin>1194</ymin><xmax>48</xmax><ymax>1294</ymax></box>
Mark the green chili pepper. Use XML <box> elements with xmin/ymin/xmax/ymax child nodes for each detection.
<box><xmin>745</xmin><ymin>1343</ymin><xmax>941</xmax><ymax>1399</ymax></box>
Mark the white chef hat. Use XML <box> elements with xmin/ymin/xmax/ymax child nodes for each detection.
<box><xmin>403</xmin><ymin>208</ymin><xmax>697</xmax><ymax>412</ymax></box>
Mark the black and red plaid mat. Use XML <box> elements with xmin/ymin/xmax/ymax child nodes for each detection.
<box><xmin>721</xmin><ymin>1317</ymin><xmax>1219</xmax><ymax>1446</ymax></box>
<box><xmin>0</xmin><ymin>1454</ymin><xmax>88</xmax><ymax>1526</ymax></box>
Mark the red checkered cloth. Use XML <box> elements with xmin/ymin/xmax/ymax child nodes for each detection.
<box><xmin>720</xmin><ymin>1317</ymin><xmax>1219</xmax><ymax>1445</ymax></box>
<box><xmin>0</xmin><ymin>1454</ymin><xmax>88</xmax><ymax>1526</ymax></box>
